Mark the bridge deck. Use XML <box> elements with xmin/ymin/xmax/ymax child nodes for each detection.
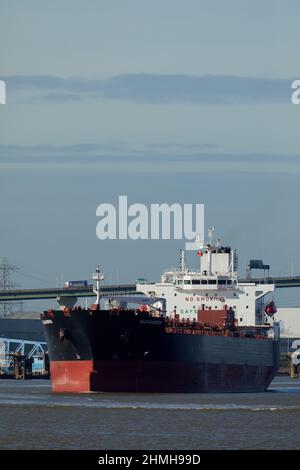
<box><xmin>0</xmin><ymin>285</ymin><xmax>137</xmax><ymax>301</ymax></box>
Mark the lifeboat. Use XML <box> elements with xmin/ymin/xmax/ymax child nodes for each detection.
<box><xmin>138</xmin><ymin>304</ymin><xmax>149</xmax><ymax>312</ymax></box>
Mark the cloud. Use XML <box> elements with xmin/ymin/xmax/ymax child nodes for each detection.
<box><xmin>146</xmin><ymin>143</ymin><xmax>218</xmax><ymax>150</ymax></box>
<box><xmin>0</xmin><ymin>142</ymin><xmax>221</xmax><ymax>161</ymax></box>
<box><xmin>0</xmin><ymin>143</ymin><xmax>129</xmax><ymax>156</ymax></box>
<box><xmin>0</xmin><ymin>143</ymin><xmax>300</xmax><ymax>175</ymax></box>
<box><xmin>4</xmin><ymin>74</ymin><xmax>292</xmax><ymax>105</ymax></box>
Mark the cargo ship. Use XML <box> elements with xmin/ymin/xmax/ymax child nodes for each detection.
<box><xmin>41</xmin><ymin>230</ymin><xmax>280</xmax><ymax>393</ymax></box>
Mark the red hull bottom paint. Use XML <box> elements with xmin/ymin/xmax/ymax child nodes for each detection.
<box><xmin>50</xmin><ymin>360</ymin><xmax>275</xmax><ymax>393</ymax></box>
<box><xmin>50</xmin><ymin>361</ymin><xmax>94</xmax><ymax>393</ymax></box>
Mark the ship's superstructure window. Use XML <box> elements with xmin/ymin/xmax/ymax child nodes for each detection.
<box><xmin>184</xmin><ymin>280</ymin><xmax>191</xmax><ymax>284</ymax></box>
<box><xmin>192</xmin><ymin>280</ymin><xmax>201</xmax><ymax>285</ymax></box>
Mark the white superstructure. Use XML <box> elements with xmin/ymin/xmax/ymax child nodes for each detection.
<box><xmin>137</xmin><ymin>230</ymin><xmax>275</xmax><ymax>327</ymax></box>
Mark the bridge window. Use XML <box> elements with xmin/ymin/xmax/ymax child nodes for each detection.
<box><xmin>208</xmin><ymin>280</ymin><xmax>216</xmax><ymax>284</ymax></box>
<box><xmin>192</xmin><ymin>280</ymin><xmax>201</xmax><ymax>285</ymax></box>
<box><xmin>218</xmin><ymin>280</ymin><xmax>226</xmax><ymax>285</ymax></box>
<box><xmin>201</xmin><ymin>280</ymin><xmax>208</xmax><ymax>285</ymax></box>
<box><xmin>184</xmin><ymin>280</ymin><xmax>191</xmax><ymax>284</ymax></box>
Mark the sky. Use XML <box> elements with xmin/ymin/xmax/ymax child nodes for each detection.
<box><xmin>0</xmin><ymin>0</ymin><xmax>300</xmax><ymax>309</ymax></box>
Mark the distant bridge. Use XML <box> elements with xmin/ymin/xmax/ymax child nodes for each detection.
<box><xmin>250</xmin><ymin>276</ymin><xmax>300</xmax><ymax>288</ymax></box>
<box><xmin>0</xmin><ymin>276</ymin><xmax>300</xmax><ymax>301</ymax></box>
<box><xmin>0</xmin><ymin>284</ymin><xmax>137</xmax><ymax>301</ymax></box>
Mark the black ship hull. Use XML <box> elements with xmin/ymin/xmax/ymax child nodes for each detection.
<box><xmin>41</xmin><ymin>309</ymin><xmax>280</xmax><ymax>393</ymax></box>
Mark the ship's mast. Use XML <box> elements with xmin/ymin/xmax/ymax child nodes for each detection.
<box><xmin>179</xmin><ymin>249</ymin><xmax>186</xmax><ymax>273</ymax></box>
<box><xmin>206</xmin><ymin>226</ymin><xmax>215</xmax><ymax>276</ymax></box>
<box><xmin>92</xmin><ymin>265</ymin><xmax>104</xmax><ymax>305</ymax></box>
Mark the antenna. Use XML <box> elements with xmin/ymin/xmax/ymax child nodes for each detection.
<box><xmin>208</xmin><ymin>226</ymin><xmax>215</xmax><ymax>245</ymax></box>
<box><xmin>180</xmin><ymin>249</ymin><xmax>185</xmax><ymax>273</ymax></box>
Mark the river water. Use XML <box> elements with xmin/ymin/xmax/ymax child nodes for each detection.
<box><xmin>0</xmin><ymin>377</ymin><xmax>299</xmax><ymax>449</ymax></box>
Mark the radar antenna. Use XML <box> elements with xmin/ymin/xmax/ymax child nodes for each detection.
<box><xmin>208</xmin><ymin>226</ymin><xmax>215</xmax><ymax>245</ymax></box>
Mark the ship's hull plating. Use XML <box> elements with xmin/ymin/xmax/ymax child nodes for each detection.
<box><xmin>42</xmin><ymin>309</ymin><xmax>280</xmax><ymax>393</ymax></box>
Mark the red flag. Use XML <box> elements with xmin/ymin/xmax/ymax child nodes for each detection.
<box><xmin>197</xmin><ymin>251</ymin><xmax>203</xmax><ymax>256</ymax></box>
